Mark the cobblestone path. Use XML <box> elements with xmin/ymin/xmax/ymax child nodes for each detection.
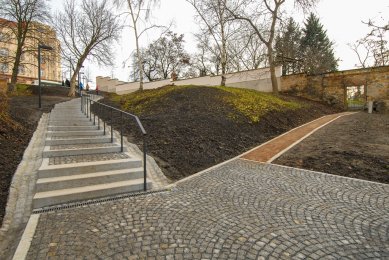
<box><xmin>27</xmin><ymin>159</ymin><xmax>389</xmax><ymax>259</ymax></box>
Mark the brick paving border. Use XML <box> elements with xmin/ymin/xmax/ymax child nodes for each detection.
<box><xmin>242</xmin><ymin>112</ymin><xmax>355</xmax><ymax>163</ymax></box>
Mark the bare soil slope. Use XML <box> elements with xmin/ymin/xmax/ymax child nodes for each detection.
<box><xmin>97</xmin><ymin>85</ymin><xmax>341</xmax><ymax>180</ymax></box>
<box><xmin>274</xmin><ymin>112</ymin><xmax>389</xmax><ymax>184</ymax></box>
<box><xmin>0</xmin><ymin>86</ymin><xmax>72</xmax><ymax>224</ymax></box>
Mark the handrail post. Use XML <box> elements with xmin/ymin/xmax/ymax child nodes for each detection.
<box><xmin>78</xmin><ymin>99</ymin><xmax>148</xmax><ymax>193</ymax></box>
<box><xmin>143</xmin><ymin>134</ymin><xmax>147</xmax><ymax>191</ymax></box>
<box><xmin>120</xmin><ymin>112</ymin><xmax>123</xmax><ymax>152</ymax></box>
<box><xmin>97</xmin><ymin>104</ymin><xmax>100</xmax><ymax>130</ymax></box>
<box><xmin>103</xmin><ymin>106</ymin><xmax>106</xmax><ymax>135</ymax></box>
<box><xmin>111</xmin><ymin>108</ymin><xmax>113</xmax><ymax>143</ymax></box>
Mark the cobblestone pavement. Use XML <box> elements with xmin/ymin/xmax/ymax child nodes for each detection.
<box><xmin>48</xmin><ymin>152</ymin><xmax>130</xmax><ymax>165</ymax></box>
<box><xmin>27</xmin><ymin>159</ymin><xmax>389</xmax><ymax>259</ymax></box>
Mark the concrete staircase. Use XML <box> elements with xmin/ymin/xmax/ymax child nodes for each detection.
<box><xmin>33</xmin><ymin>99</ymin><xmax>151</xmax><ymax>209</ymax></box>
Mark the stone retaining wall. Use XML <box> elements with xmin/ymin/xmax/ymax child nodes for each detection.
<box><xmin>97</xmin><ymin>66</ymin><xmax>282</xmax><ymax>94</ymax></box>
<box><xmin>280</xmin><ymin>66</ymin><xmax>389</xmax><ymax>109</ymax></box>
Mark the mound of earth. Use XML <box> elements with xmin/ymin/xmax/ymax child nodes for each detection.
<box><xmin>97</xmin><ymin>85</ymin><xmax>341</xmax><ymax>181</ymax></box>
<box><xmin>0</xmin><ymin>85</ymin><xmax>72</xmax><ymax>224</ymax></box>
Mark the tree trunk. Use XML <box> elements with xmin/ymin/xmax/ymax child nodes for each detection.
<box><xmin>219</xmin><ymin>0</ymin><xmax>227</xmax><ymax>86</ymax></box>
<box><xmin>221</xmin><ymin>74</ymin><xmax>226</xmax><ymax>86</ymax></box>
<box><xmin>9</xmin><ymin>45</ymin><xmax>23</xmax><ymax>92</ymax></box>
<box><xmin>135</xmin><ymin>32</ymin><xmax>143</xmax><ymax>91</ymax></box>
<box><xmin>128</xmin><ymin>1</ymin><xmax>143</xmax><ymax>91</ymax></box>
<box><xmin>268</xmin><ymin>47</ymin><xmax>279</xmax><ymax>95</ymax></box>
<box><xmin>69</xmin><ymin>72</ymin><xmax>78</xmax><ymax>97</ymax></box>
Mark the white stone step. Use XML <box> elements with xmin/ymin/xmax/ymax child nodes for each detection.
<box><xmin>38</xmin><ymin>157</ymin><xmax>142</xmax><ymax>178</ymax></box>
<box><xmin>47</xmin><ymin>130</ymin><xmax>104</xmax><ymax>137</ymax></box>
<box><xmin>36</xmin><ymin>168</ymin><xmax>144</xmax><ymax>192</ymax></box>
<box><xmin>49</xmin><ymin>116</ymin><xmax>87</xmax><ymax>121</ymax></box>
<box><xmin>33</xmin><ymin>179</ymin><xmax>152</xmax><ymax>208</ymax></box>
<box><xmin>49</xmin><ymin>120</ymin><xmax>94</xmax><ymax>126</ymax></box>
<box><xmin>45</xmin><ymin>136</ymin><xmax>114</xmax><ymax>145</ymax></box>
<box><xmin>42</xmin><ymin>144</ymin><xmax>124</xmax><ymax>158</ymax></box>
<box><xmin>48</xmin><ymin>125</ymin><xmax>99</xmax><ymax>131</ymax></box>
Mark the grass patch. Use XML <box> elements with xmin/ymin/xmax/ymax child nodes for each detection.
<box><xmin>107</xmin><ymin>85</ymin><xmax>302</xmax><ymax>123</ymax></box>
<box><xmin>216</xmin><ymin>86</ymin><xmax>301</xmax><ymax>123</ymax></box>
<box><xmin>111</xmin><ymin>85</ymin><xmax>184</xmax><ymax>114</ymax></box>
<box><xmin>8</xmin><ymin>84</ymin><xmax>33</xmax><ymax>97</ymax></box>
<box><xmin>347</xmin><ymin>99</ymin><xmax>365</xmax><ymax>106</ymax></box>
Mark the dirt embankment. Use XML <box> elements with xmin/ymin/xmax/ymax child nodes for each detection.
<box><xmin>96</xmin><ymin>86</ymin><xmax>341</xmax><ymax>181</ymax></box>
<box><xmin>0</xmin><ymin>86</ymin><xmax>72</xmax><ymax>225</ymax></box>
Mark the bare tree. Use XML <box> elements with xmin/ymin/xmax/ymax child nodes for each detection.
<box><xmin>0</xmin><ymin>0</ymin><xmax>50</xmax><ymax>91</ymax></box>
<box><xmin>348</xmin><ymin>39</ymin><xmax>372</xmax><ymax>68</ymax></box>
<box><xmin>134</xmin><ymin>31</ymin><xmax>190</xmax><ymax>81</ymax></box>
<box><xmin>193</xmin><ymin>32</ymin><xmax>223</xmax><ymax>76</ymax></box>
<box><xmin>227</xmin><ymin>31</ymin><xmax>267</xmax><ymax>71</ymax></box>
<box><xmin>53</xmin><ymin>0</ymin><xmax>121</xmax><ymax>96</ymax></box>
<box><xmin>349</xmin><ymin>18</ymin><xmax>389</xmax><ymax>68</ymax></box>
<box><xmin>186</xmin><ymin>0</ymin><xmax>238</xmax><ymax>86</ymax></box>
<box><xmin>130</xmin><ymin>48</ymin><xmax>156</xmax><ymax>82</ymax></box>
<box><xmin>364</xmin><ymin>19</ymin><xmax>389</xmax><ymax>66</ymax></box>
<box><xmin>190</xmin><ymin>37</ymin><xmax>214</xmax><ymax>77</ymax></box>
<box><xmin>226</xmin><ymin>0</ymin><xmax>318</xmax><ymax>94</ymax></box>
<box><xmin>115</xmin><ymin>0</ymin><xmax>161</xmax><ymax>91</ymax></box>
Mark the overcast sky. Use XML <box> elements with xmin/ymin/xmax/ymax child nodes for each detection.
<box><xmin>50</xmin><ymin>0</ymin><xmax>389</xmax><ymax>83</ymax></box>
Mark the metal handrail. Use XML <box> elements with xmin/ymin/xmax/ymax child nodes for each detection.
<box><xmin>80</xmin><ymin>93</ymin><xmax>148</xmax><ymax>191</ymax></box>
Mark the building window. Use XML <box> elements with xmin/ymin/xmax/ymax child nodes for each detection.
<box><xmin>40</xmin><ymin>69</ymin><xmax>45</xmax><ymax>77</ymax></box>
<box><xmin>0</xmin><ymin>32</ymin><xmax>9</xmax><ymax>42</ymax></box>
<box><xmin>18</xmin><ymin>65</ymin><xmax>25</xmax><ymax>75</ymax></box>
<box><xmin>0</xmin><ymin>63</ymin><xmax>8</xmax><ymax>73</ymax></box>
<box><xmin>0</xmin><ymin>48</ymin><xmax>9</xmax><ymax>57</ymax></box>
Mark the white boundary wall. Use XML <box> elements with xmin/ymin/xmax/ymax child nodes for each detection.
<box><xmin>97</xmin><ymin>66</ymin><xmax>281</xmax><ymax>95</ymax></box>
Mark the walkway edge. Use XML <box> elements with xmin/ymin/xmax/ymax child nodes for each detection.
<box><xmin>12</xmin><ymin>214</ymin><xmax>40</xmax><ymax>260</ymax></box>
<box><xmin>267</xmin><ymin>112</ymin><xmax>355</xmax><ymax>163</ymax></box>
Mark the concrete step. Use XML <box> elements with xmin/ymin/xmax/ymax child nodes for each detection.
<box><xmin>48</xmin><ymin>125</ymin><xmax>99</xmax><ymax>131</ymax></box>
<box><xmin>36</xmin><ymin>168</ymin><xmax>144</xmax><ymax>192</ymax></box>
<box><xmin>45</xmin><ymin>136</ymin><xmax>114</xmax><ymax>145</ymax></box>
<box><xmin>49</xmin><ymin>120</ymin><xmax>94</xmax><ymax>126</ymax></box>
<box><xmin>53</xmin><ymin>109</ymin><xmax>83</xmax><ymax>111</ymax></box>
<box><xmin>47</xmin><ymin>130</ymin><xmax>104</xmax><ymax>137</ymax></box>
<box><xmin>49</xmin><ymin>116</ymin><xmax>88</xmax><ymax>120</ymax></box>
<box><xmin>38</xmin><ymin>157</ymin><xmax>142</xmax><ymax>178</ymax></box>
<box><xmin>42</xmin><ymin>144</ymin><xmax>124</xmax><ymax>158</ymax></box>
<box><xmin>33</xmin><ymin>179</ymin><xmax>152</xmax><ymax>208</ymax></box>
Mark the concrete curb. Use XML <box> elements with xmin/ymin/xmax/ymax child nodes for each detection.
<box><xmin>0</xmin><ymin>113</ymin><xmax>49</xmax><ymax>260</ymax></box>
<box><xmin>12</xmin><ymin>214</ymin><xmax>40</xmax><ymax>260</ymax></box>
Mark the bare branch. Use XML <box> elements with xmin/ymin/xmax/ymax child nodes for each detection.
<box><xmin>53</xmin><ymin>0</ymin><xmax>121</xmax><ymax>96</ymax></box>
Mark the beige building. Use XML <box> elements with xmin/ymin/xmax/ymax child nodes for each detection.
<box><xmin>0</xmin><ymin>18</ymin><xmax>61</xmax><ymax>84</ymax></box>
